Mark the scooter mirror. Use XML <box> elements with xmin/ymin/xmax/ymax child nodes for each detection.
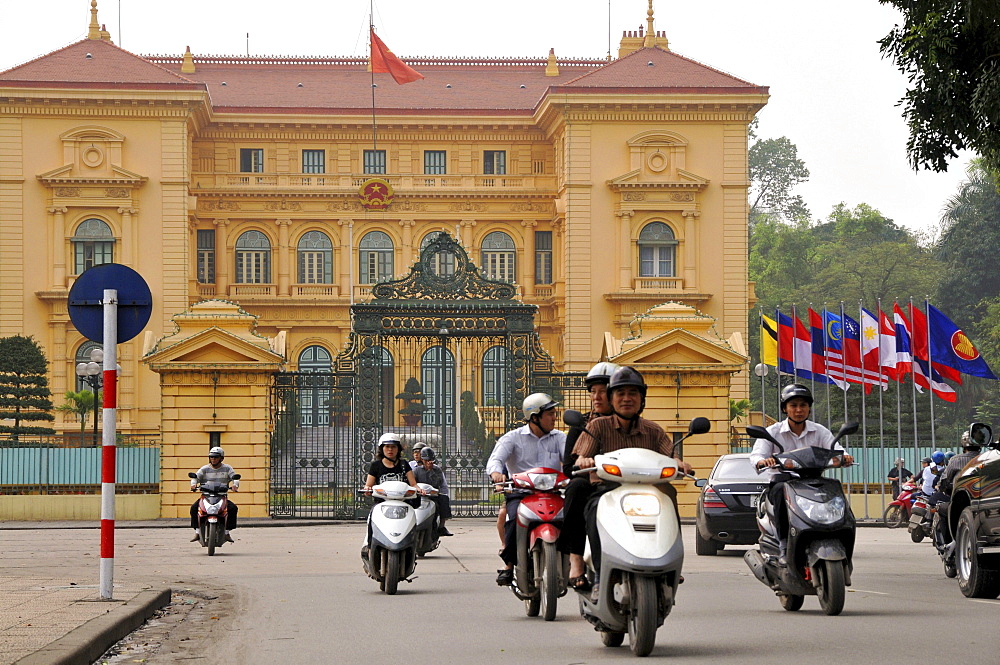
<box><xmin>835</xmin><ymin>421</ymin><xmax>860</xmax><ymax>439</ymax></box>
<box><xmin>688</xmin><ymin>417</ymin><xmax>711</xmax><ymax>435</ymax></box>
<box><xmin>745</xmin><ymin>425</ymin><xmax>769</xmax><ymax>440</ymax></box>
<box><xmin>563</xmin><ymin>409</ymin><xmax>586</xmax><ymax>428</ymax></box>
<box><xmin>970</xmin><ymin>422</ymin><xmax>992</xmax><ymax>447</ymax></box>
<box><xmin>188</xmin><ymin>472</ymin><xmax>197</xmax><ymax>479</ymax></box>
<box><xmin>232</xmin><ymin>473</ymin><xmax>241</xmax><ymax>480</ymax></box>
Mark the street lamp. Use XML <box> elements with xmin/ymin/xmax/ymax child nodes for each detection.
<box><xmin>75</xmin><ymin>348</ymin><xmax>121</xmax><ymax>446</ymax></box>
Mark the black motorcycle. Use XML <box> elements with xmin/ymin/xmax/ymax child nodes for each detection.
<box><xmin>743</xmin><ymin>422</ymin><xmax>858</xmax><ymax>616</ymax></box>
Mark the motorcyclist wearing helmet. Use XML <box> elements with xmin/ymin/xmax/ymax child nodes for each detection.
<box><xmin>486</xmin><ymin>393</ymin><xmax>566</xmax><ymax>586</ymax></box>
<box><xmin>563</xmin><ymin>366</ymin><xmax>693</xmax><ymax>593</ymax></box>
<box><xmin>886</xmin><ymin>458</ymin><xmax>913</xmax><ymax>499</ymax></box>
<box><xmin>562</xmin><ymin>362</ymin><xmax>620</xmax><ymax>475</ymax></box>
<box><xmin>940</xmin><ymin>428</ymin><xmax>984</xmax><ymax>495</ymax></box>
<box><xmin>412</xmin><ymin>446</ymin><xmax>453</xmax><ymax>537</ymax></box>
<box><xmin>361</xmin><ymin>433</ymin><xmax>423</xmax><ymax>559</ymax></box>
<box><xmin>749</xmin><ymin>383</ymin><xmax>853</xmax><ymax>565</ymax></box>
<box><xmin>409</xmin><ymin>442</ymin><xmax>426</xmax><ymax>470</ymax></box>
<box><xmin>189</xmin><ymin>447</ymin><xmax>239</xmax><ymax>543</ymax></box>
<box><xmin>921</xmin><ymin>450</ymin><xmax>946</xmax><ymax>497</ymax></box>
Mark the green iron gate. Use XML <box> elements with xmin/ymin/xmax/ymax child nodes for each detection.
<box><xmin>269</xmin><ymin>233</ymin><xmax>588</xmax><ymax>518</ymax></box>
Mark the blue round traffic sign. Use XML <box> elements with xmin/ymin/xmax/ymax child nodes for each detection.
<box><xmin>68</xmin><ymin>264</ymin><xmax>153</xmax><ymax>343</ymax></box>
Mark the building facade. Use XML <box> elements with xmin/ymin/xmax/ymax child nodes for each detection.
<box><xmin>0</xmin><ymin>1</ymin><xmax>766</xmax><ymax>445</ymax></box>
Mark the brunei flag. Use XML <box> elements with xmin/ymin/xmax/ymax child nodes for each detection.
<box><xmin>761</xmin><ymin>313</ymin><xmax>778</xmax><ymax>368</ymax></box>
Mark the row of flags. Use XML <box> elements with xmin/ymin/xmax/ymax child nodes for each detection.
<box><xmin>760</xmin><ymin>302</ymin><xmax>998</xmax><ymax>402</ymax></box>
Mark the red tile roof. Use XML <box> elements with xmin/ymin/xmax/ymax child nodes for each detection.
<box><xmin>1</xmin><ymin>40</ymin><xmax>766</xmax><ymax>114</ymax></box>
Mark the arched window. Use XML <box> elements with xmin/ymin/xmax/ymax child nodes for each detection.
<box><xmin>482</xmin><ymin>346</ymin><xmax>508</xmax><ymax>405</ymax></box>
<box><xmin>422</xmin><ymin>345</ymin><xmax>455</xmax><ymax>426</ymax></box>
<box><xmin>235</xmin><ymin>230</ymin><xmax>271</xmax><ymax>283</ymax></box>
<box><xmin>75</xmin><ymin>342</ymin><xmax>103</xmax><ymax>393</ymax></box>
<box><xmin>297</xmin><ymin>231</ymin><xmax>333</xmax><ymax>284</ymax></box>
<box><xmin>421</xmin><ymin>231</ymin><xmax>455</xmax><ymax>277</ymax></box>
<box><xmin>72</xmin><ymin>219</ymin><xmax>114</xmax><ymax>274</ymax></box>
<box><xmin>359</xmin><ymin>231</ymin><xmax>394</xmax><ymax>284</ymax></box>
<box><xmin>638</xmin><ymin>222</ymin><xmax>677</xmax><ymax>277</ymax></box>
<box><xmin>297</xmin><ymin>345</ymin><xmax>332</xmax><ymax>427</ymax></box>
<box><xmin>481</xmin><ymin>231</ymin><xmax>516</xmax><ymax>283</ymax></box>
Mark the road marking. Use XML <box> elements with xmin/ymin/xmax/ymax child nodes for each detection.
<box><xmin>969</xmin><ymin>599</ymin><xmax>1000</xmax><ymax>605</ymax></box>
<box><xmin>848</xmin><ymin>588</ymin><xmax>888</xmax><ymax>595</ymax></box>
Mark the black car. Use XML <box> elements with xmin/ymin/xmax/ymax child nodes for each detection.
<box><xmin>694</xmin><ymin>453</ymin><xmax>768</xmax><ymax>555</ymax></box>
<box><xmin>949</xmin><ymin>422</ymin><xmax>1000</xmax><ymax>598</ymax></box>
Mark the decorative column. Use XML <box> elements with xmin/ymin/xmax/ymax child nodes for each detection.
<box><xmin>399</xmin><ymin>219</ymin><xmax>415</xmax><ymax>270</ymax></box>
<box><xmin>214</xmin><ymin>219</ymin><xmax>230</xmax><ymax>296</ymax></box>
<box><xmin>617</xmin><ymin>210</ymin><xmax>633</xmax><ymax>290</ymax></box>
<box><xmin>118</xmin><ymin>207</ymin><xmax>137</xmax><ymax>266</ymax></box>
<box><xmin>276</xmin><ymin>218</ymin><xmax>291</xmax><ymax>296</ymax></box>
<box><xmin>49</xmin><ymin>206</ymin><xmax>67</xmax><ymax>289</ymax></box>
<box><xmin>520</xmin><ymin>220</ymin><xmax>537</xmax><ymax>297</ymax></box>
<box><xmin>338</xmin><ymin>218</ymin><xmax>353</xmax><ymax>297</ymax></box>
<box><xmin>459</xmin><ymin>219</ymin><xmax>477</xmax><ymax>250</ymax></box>
<box><xmin>682</xmin><ymin>210</ymin><xmax>699</xmax><ymax>290</ymax></box>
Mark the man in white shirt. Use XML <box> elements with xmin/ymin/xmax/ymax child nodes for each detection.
<box><xmin>486</xmin><ymin>393</ymin><xmax>566</xmax><ymax>586</ymax></box>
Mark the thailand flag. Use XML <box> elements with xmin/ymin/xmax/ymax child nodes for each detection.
<box><xmin>893</xmin><ymin>303</ymin><xmax>914</xmax><ymax>380</ymax></box>
<box><xmin>878</xmin><ymin>309</ymin><xmax>898</xmax><ymax>381</ymax></box>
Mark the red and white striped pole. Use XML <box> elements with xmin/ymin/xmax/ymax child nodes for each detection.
<box><xmin>99</xmin><ymin>289</ymin><xmax>118</xmax><ymax>600</ymax></box>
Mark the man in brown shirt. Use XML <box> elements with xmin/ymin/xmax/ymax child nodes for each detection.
<box><xmin>560</xmin><ymin>366</ymin><xmax>692</xmax><ymax>592</ymax></box>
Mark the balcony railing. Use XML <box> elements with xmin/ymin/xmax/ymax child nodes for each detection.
<box><xmin>634</xmin><ymin>277</ymin><xmax>683</xmax><ymax>291</ymax></box>
<box><xmin>229</xmin><ymin>284</ymin><xmax>277</xmax><ymax>297</ymax></box>
<box><xmin>294</xmin><ymin>284</ymin><xmax>340</xmax><ymax>297</ymax></box>
<box><xmin>194</xmin><ymin>173</ymin><xmax>556</xmax><ymax>192</ymax></box>
<box><xmin>532</xmin><ymin>285</ymin><xmax>555</xmax><ymax>298</ymax></box>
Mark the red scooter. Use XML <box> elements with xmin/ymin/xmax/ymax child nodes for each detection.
<box><xmin>502</xmin><ymin>467</ymin><xmax>570</xmax><ymax>621</ymax></box>
<box><xmin>882</xmin><ymin>481</ymin><xmax>919</xmax><ymax>529</ymax></box>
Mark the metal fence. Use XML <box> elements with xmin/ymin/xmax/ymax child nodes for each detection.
<box><xmin>0</xmin><ymin>435</ymin><xmax>160</xmax><ymax>494</ymax></box>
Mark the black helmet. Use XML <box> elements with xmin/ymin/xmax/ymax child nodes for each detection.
<box><xmin>779</xmin><ymin>383</ymin><xmax>813</xmax><ymax>412</ymax></box>
<box><xmin>420</xmin><ymin>447</ymin><xmax>436</xmax><ymax>462</ymax></box>
<box><xmin>921</xmin><ymin>456</ymin><xmax>932</xmax><ymax>464</ymax></box>
<box><xmin>607</xmin><ymin>366</ymin><xmax>647</xmax><ymax>398</ymax></box>
<box><xmin>585</xmin><ymin>362</ymin><xmax>621</xmax><ymax>388</ymax></box>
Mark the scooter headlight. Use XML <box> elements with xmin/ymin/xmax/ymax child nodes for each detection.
<box><xmin>621</xmin><ymin>493</ymin><xmax>660</xmax><ymax>517</ymax></box>
<box><xmin>528</xmin><ymin>472</ymin><xmax>557</xmax><ymax>491</ymax></box>
<box><xmin>380</xmin><ymin>504</ymin><xmax>409</xmax><ymax>519</ymax></box>
<box><xmin>792</xmin><ymin>494</ymin><xmax>845</xmax><ymax>524</ymax></box>
<box><xmin>205</xmin><ymin>502</ymin><xmax>221</xmax><ymax>515</ymax></box>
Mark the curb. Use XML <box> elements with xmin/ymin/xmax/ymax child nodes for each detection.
<box><xmin>13</xmin><ymin>588</ymin><xmax>171</xmax><ymax>665</ymax></box>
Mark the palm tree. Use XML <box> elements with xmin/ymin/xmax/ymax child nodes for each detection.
<box><xmin>55</xmin><ymin>390</ymin><xmax>96</xmax><ymax>444</ymax></box>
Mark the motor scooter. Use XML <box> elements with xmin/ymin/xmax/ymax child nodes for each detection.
<box><xmin>414</xmin><ymin>482</ymin><xmax>442</xmax><ymax>557</ymax></box>
<box><xmin>742</xmin><ymin>421</ymin><xmax>859</xmax><ymax>616</ymax></box>
<box><xmin>882</xmin><ymin>480</ymin><xmax>919</xmax><ymax>528</ymax></box>
<box><xmin>359</xmin><ymin>480</ymin><xmax>419</xmax><ymax>595</ymax></box>
<box><xmin>563</xmin><ymin>411</ymin><xmax>709</xmax><ymax>657</ymax></box>
<box><xmin>188</xmin><ymin>471</ymin><xmax>240</xmax><ymax>556</ymax></box>
<box><xmin>931</xmin><ymin>498</ymin><xmax>957</xmax><ymax>578</ymax></box>
<box><xmin>497</xmin><ymin>466</ymin><xmax>570</xmax><ymax>621</ymax></box>
<box><xmin>908</xmin><ymin>494</ymin><xmax>933</xmax><ymax>543</ymax></box>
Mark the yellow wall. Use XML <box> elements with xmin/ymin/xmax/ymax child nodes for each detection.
<box><xmin>0</xmin><ymin>494</ymin><xmax>160</xmax><ymax>521</ymax></box>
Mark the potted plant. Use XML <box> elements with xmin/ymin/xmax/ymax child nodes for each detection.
<box><xmin>396</xmin><ymin>377</ymin><xmax>425</xmax><ymax>426</ymax></box>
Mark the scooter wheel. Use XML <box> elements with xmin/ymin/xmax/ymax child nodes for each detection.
<box><xmin>778</xmin><ymin>593</ymin><xmax>804</xmax><ymax>611</ymax></box>
<box><xmin>883</xmin><ymin>504</ymin><xmax>905</xmax><ymax>529</ymax></box>
<box><xmin>910</xmin><ymin>526</ymin><xmax>925</xmax><ymax>543</ymax></box>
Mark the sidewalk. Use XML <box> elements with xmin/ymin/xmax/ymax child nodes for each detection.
<box><xmin>0</xmin><ymin>519</ymin><xmax>343</xmax><ymax>665</ymax></box>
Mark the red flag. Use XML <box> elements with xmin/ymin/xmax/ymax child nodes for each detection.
<box><xmin>370</xmin><ymin>28</ymin><xmax>424</xmax><ymax>84</ymax></box>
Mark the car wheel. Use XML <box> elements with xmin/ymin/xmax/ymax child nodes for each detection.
<box><xmin>695</xmin><ymin>529</ymin><xmax>717</xmax><ymax>556</ymax></box>
<box><xmin>956</xmin><ymin>507</ymin><xmax>1000</xmax><ymax>599</ymax></box>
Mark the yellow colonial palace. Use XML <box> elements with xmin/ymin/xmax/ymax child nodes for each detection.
<box><xmin>1</xmin><ymin>2</ymin><xmax>766</xmax><ymax>517</ymax></box>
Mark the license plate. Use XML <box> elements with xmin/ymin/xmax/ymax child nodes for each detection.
<box><xmin>750</xmin><ymin>494</ymin><xmax>759</xmax><ymax>508</ymax></box>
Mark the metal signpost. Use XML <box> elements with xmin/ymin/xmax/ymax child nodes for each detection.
<box><xmin>68</xmin><ymin>264</ymin><xmax>152</xmax><ymax>600</ymax></box>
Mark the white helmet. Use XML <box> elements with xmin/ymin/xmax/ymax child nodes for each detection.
<box><xmin>586</xmin><ymin>362</ymin><xmax>621</xmax><ymax>387</ymax></box>
<box><xmin>522</xmin><ymin>393</ymin><xmax>559</xmax><ymax>420</ymax></box>
<box><xmin>377</xmin><ymin>432</ymin><xmax>402</xmax><ymax>457</ymax></box>
<box><xmin>208</xmin><ymin>447</ymin><xmax>225</xmax><ymax>459</ymax></box>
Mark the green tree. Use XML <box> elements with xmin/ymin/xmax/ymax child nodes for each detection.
<box><xmin>878</xmin><ymin>1</ymin><xmax>1000</xmax><ymax>172</ymax></box>
<box><xmin>55</xmin><ymin>389</ymin><xmax>97</xmax><ymax>443</ymax></box>
<box><xmin>0</xmin><ymin>335</ymin><xmax>55</xmax><ymax>439</ymax></box>
<box><xmin>748</xmin><ymin>120</ymin><xmax>811</xmax><ymax>226</ymax></box>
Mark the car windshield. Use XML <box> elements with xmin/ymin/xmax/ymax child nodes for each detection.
<box><xmin>712</xmin><ymin>457</ymin><xmax>759</xmax><ymax>482</ymax></box>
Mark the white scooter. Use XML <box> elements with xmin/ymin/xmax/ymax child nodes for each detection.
<box><xmin>414</xmin><ymin>482</ymin><xmax>442</xmax><ymax>557</ymax></box>
<box><xmin>360</xmin><ymin>480</ymin><xmax>419</xmax><ymax>595</ymax></box>
<box><xmin>563</xmin><ymin>412</ymin><xmax>709</xmax><ymax>657</ymax></box>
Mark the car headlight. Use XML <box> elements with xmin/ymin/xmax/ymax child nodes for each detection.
<box><xmin>621</xmin><ymin>493</ymin><xmax>660</xmax><ymax>517</ymax></box>
<box><xmin>381</xmin><ymin>504</ymin><xmax>409</xmax><ymax>519</ymax></box>
<box><xmin>792</xmin><ymin>494</ymin><xmax>845</xmax><ymax>524</ymax></box>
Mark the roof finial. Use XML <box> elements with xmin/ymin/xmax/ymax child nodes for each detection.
<box><xmin>643</xmin><ymin>0</ymin><xmax>656</xmax><ymax>47</ymax></box>
<box><xmin>545</xmin><ymin>48</ymin><xmax>559</xmax><ymax>77</ymax></box>
<box><xmin>181</xmin><ymin>46</ymin><xmax>196</xmax><ymax>74</ymax></box>
<box><xmin>88</xmin><ymin>0</ymin><xmax>102</xmax><ymax>40</ymax></box>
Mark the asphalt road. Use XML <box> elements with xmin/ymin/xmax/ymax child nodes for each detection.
<box><xmin>4</xmin><ymin>521</ymin><xmax>999</xmax><ymax>664</ymax></box>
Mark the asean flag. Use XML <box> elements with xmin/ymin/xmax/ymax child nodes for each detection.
<box><xmin>927</xmin><ymin>304</ymin><xmax>998</xmax><ymax>380</ymax></box>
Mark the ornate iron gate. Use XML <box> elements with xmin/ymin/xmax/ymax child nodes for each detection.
<box><xmin>269</xmin><ymin>233</ymin><xmax>588</xmax><ymax>518</ymax></box>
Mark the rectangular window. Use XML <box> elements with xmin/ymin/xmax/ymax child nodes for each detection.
<box><xmin>74</xmin><ymin>242</ymin><xmax>113</xmax><ymax>274</ymax></box>
<box><xmin>363</xmin><ymin>149</ymin><xmax>386</xmax><ymax>174</ymax></box>
<box><xmin>299</xmin><ymin>251</ymin><xmax>329</xmax><ymax>284</ymax></box>
<box><xmin>197</xmin><ymin>230</ymin><xmax>215</xmax><ymax>283</ymax></box>
<box><xmin>237</xmin><ymin>251</ymin><xmax>270</xmax><ymax>283</ymax></box>
<box><xmin>239</xmin><ymin>148</ymin><xmax>264</xmax><ymax>173</ymax></box>
<box><xmin>483</xmin><ymin>150</ymin><xmax>506</xmax><ymax>175</ymax></box>
<box><xmin>534</xmin><ymin>231</ymin><xmax>552</xmax><ymax>285</ymax></box>
<box><xmin>424</xmin><ymin>150</ymin><xmax>446</xmax><ymax>175</ymax></box>
<box><xmin>302</xmin><ymin>149</ymin><xmax>325</xmax><ymax>174</ymax></box>
<box><xmin>361</xmin><ymin>251</ymin><xmax>393</xmax><ymax>283</ymax></box>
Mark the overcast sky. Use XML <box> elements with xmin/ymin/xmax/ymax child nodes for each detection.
<box><xmin>0</xmin><ymin>0</ymin><xmax>972</xmax><ymax>236</ymax></box>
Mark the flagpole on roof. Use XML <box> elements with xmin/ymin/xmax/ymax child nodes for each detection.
<box><xmin>369</xmin><ymin>6</ymin><xmax>378</xmax><ymax>152</ymax></box>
